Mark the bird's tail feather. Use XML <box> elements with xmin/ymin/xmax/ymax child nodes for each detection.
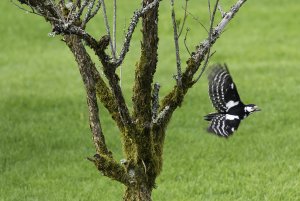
<box><xmin>204</xmin><ymin>113</ymin><xmax>219</xmax><ymax>121</ymax></box>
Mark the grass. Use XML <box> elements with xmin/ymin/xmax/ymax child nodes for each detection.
<box><xmin>1</xmin><ymin>0</ymin><xmax>300</xmax><ymax>200</ymax></box>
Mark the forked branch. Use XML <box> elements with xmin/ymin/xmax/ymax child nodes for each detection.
<box><xmin>114</xmin><ymin>0</ymin><xmax>160</xmax><ymax>67</ymax></box>
<box><xmin>192</xmin><ymin>0</ymin><xmax>247</xmax><ymax>66</ymax></box>
<box><xmin>194</xmin><ymin>0</ymin><xmax>220</xmax><ymax>83</ymax></box>
<box><xmin>158</xmin><ymin>0</ymin><xmax>248</xmax><ymax>129</ymax></box>
<box><xmin>66</xmin><ymin>35</ymin><xmax>130</xmax><ymax>184</ymax></box>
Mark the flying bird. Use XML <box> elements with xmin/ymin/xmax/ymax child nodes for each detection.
<box><xmin>204</xmin><ymin>64</ymin><xmax>260</xmax><ymax>137</ymax></box>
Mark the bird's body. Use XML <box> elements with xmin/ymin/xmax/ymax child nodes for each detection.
<box><xmin>205</xmin><ymin>64</ymin><xmax>260</xmax><ymax>137</ymax></box>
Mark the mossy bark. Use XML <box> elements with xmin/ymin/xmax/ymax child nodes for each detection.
<box><xmin>123</xmin><ymin>185</ymin><xmax>152</xmax><ymax>201</ymax></box>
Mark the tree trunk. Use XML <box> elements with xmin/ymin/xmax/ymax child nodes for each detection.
<box><xmin>123</xmin><ymin>185</ymin><xmax>153</xmax><ymax>201</ymax></box>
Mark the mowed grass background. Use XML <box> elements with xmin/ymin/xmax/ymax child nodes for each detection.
<box><xmin>1</xmin><ymin>0</ymin><xmax>300</xmax><ymax>200</ymax></box>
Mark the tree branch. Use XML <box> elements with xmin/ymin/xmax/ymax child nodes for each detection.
<box><xmin>100</xmin><ymin>0</ymin><xmax>117</xmax><ymax>61</ymax></box>
<box><xmin>194</xmin><ymin>0</ymin><xmax>219</xmax><ymax>83</ymax></box>
<box><xmin>114</xmin><ymin>0</ymin><xmax>160</xmax><ymax>67</ymax></box>
<box><xmin>81</xmin><ymin>0</ymin><xmax>97</xmax><ymax>27</ymax></box>
<box><xmin>217</xmin><ymin>3</ymin><xmax>226</xmax><ymax>18</ymax></box>
<box><xmin>184</xmin><ymin>9</ymin><xmax>209</xmax><ymax>34</ymax></box>
<box><xmin>93</xmin><ymin>62</ymin><xmax>126</xmax><ymax>133</ymax></box>
<box><xmin>15</xmin><ymin>0</ymin><xmax>127</xmax><ymax>138</ymax></box>
<box><xmin>89</xmin><ymin>0</ymin><xmax>102</xmax><ymax>20</ymax></box>
<box><xmin>178</xmin><ymin>0</ymin><xmax>189</xmax><ymax>38</ymax></box>
<box><xmin>130</xmin><ymin>0</ymin><xmax>160</xmax><ymax>184</ymax></box>
<box><xmin>184</xmin><ymin>28</ymin><xmax>191</xmax><ymax>56</ymax></box>
<box><xmin>81</xmin><ymin>35</ymin><xmax>134</xmax><ymax>138</ymax></box>
<box><xmin>170</xmin><ymin>0</ymin><xmax>182</xmax><ymax>87</ymax></box>
<box><xmin>132</xmin><ymin>0</ymin><xmax>159</xmax><ymax>128</ymax></box>
<box><xmin>88</xmin><ymin>154</ymin><xmax>130</xmax><ymax>185</ymax></box>
<box><xmin>158</xmin><ymin>0</ymin><xmax>248</xmax><ymax>129</ymax></box>
<box><xmin>65</xmin><ymin>35</ymin><xmax>110</xmax><ymax>156</ymax></box>
<box><xmin>16</xmin><ymin>0</ymin><xmax>61</xmax><ymax>22</ymax></box>
<box><xmin>11</xmin><ymin>0</ymin><xmax>43</xmax><ymax>17</ymax></box>
<box><xmin>192</xmin><ymin>0</ymin><xmax>247</xmax><ymax>66</ymax></box>
<box><xmin>70</xmin><ymin>0</ymin><xmax>88</xmax><ymax>25</ymax></box>
<box><xmin>102</xmin><ymin>65</ymin><xmax>133</xmax><ymax>128</ymax></box>
<box><xmin>113</xmin><ymin>0</ymin><xmax>117</xmax><ymax>57</ymax></box>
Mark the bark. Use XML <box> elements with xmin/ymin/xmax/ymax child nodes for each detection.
<box><xmin>130</xmin><ymin>0</ymin><xmax>160</xmax><ymax>190</ymax></box>
<box><xmin>123</xmin><ymin>185</ymin><xmax>152</xmax><ymax>201</ymax></box>
<box><xmin>65</xmin><ymin>35</ymin><xmax>129</xmax><ymax>185</ymax></box>
<box><xmin>65</xmin><ymin>35</ymin><xmax>110</xmax><ymax>156</ymax></box>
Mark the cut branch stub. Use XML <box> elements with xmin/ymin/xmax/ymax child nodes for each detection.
<box><xmin>151</xmin><ymin>82</ymin><xmax>160</xmax><ymax>122</ymax></box>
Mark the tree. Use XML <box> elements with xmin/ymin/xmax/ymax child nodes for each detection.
<box><xmin>14</xmin><ymin>0</ymin><xmax>247</xmax><ymax>200</ymax></box>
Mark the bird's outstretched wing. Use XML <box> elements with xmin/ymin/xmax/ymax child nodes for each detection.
<box><xmin>207</xmin><ymin>114</ymin><xmax>241</xmax><ymax>137</ymax></box>
<box><xmin>208</xmin><ymin>64</ymin><xmax>242</xmax><ymax>113</ymax></box>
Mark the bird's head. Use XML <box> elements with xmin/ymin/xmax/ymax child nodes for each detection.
<box><xmin>244</xmin><ymin>104</ymin><xmax>261</xmax><ymax>115</ymax></box>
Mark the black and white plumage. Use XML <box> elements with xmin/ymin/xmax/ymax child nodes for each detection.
<box><xmin>204</xmin><ymin>64</ymin><xmax>260</xmax><ymax>137</ymax></box>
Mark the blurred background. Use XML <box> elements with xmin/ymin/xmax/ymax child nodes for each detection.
<box><xmin>1</xmin><ymin>0</ymin><xmax>300</xmax><ymax>200</ymax></box>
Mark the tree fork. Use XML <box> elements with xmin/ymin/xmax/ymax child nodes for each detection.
<box><xmin>131</xmin><ymin>0</ymin><xmax>160</xmax><ymax>183</ymax></box>
<box><xmin>65</xmin><ymin>34</ymin><xmax>132</xmax><ymax>185</ymax></box>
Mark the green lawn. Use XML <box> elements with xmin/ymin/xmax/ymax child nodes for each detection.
<box><xmin>1</xmin><ymin>0</ymin><xmax>300</xmax><ymax>200</ymax></box>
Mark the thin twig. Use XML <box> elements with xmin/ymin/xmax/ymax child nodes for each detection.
<box><xmin>49</xmin><ymin>0</ymin><xmax>65</xmax><ymax>22</ymax></box>
<box><xmin>218</xmin><ymin>3</ymin><xmax>226</xmax><ymax>18</ymax></box>
<box><xmin>89</xmin><ymin>0</ymin><xmax>102</xmax><ymax>20</ymax></box>
<box><xmin>192</xmin><ymin>0</ymin><xmax>247</xmax><ymax>67</ymax></box>
<box><xmin>170</xmin><ymin>0</ymin><xmax>182</xmax><ymax>87</ymax></box>
<box><xmin>184</xmin><ymin>9</ymin><xmax>209</xmax><ymax>34</ymax></box>
<box><xmin>11</xmin><ymin>0</ymin><xmax>43</xmax><ymax>16</ymax></box>
<box><xmin>159</xmin><ymin>0</ymin><xmax>248</xmax><ymax>129</ymax></box>
<box><xmin>208</xmin><ymin>0</ymin><xmax>212</xmax><ymax>21</ymax></box>
<box><xmin>194</xmin><ymin>0</ymin><xmax>219</xmax><ymax>83</ymax></box>
<box><xmin>71</xmin><ymin>0</ymin><xmax>88</xmax><ymax>24</ymax></box>
<box><xmin>82</xmin><ymin>0</ymin><xmax>96</xmax><ymax>27</ymax></box>
<box><xmin>114</xmin><ymin>0</ymin><xmax>159</xmax><ymax>67</ymax></box>
<box><xmin>184</xmin><ymin>28</ymin><xmax>191</xmax><ymax>56</ymax></box>
<box><xmin>13</xmin><ymin>0</ymin><xmax>65</xmax><ymax>23</ymax></box>
<box><xmin>178</xmin><ymin>0</ymin><xmax>189</xmax><ymax>38</ymax></box>
<box><xmin>101</xmin><ymin>0</ymin><xmax>117</xmax><ymax>61</ymax></box>
<box><xmin>191</xmin><ymin>0</ymin><xmax>248</xmax><ymax>67</ymax></box>
<box><xmin>119</xmin><ymin>16</ymin><xmax>127</xmax><ymax>88</ymax></box>
<box><xmin>113</xmin><ymin>0</ymin><xmax>117</xmax><ymax>56</ymax></box>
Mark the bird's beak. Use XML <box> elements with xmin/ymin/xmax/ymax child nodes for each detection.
<box><xmin>254</xmin><ymin>105</ymin><xmax>261</xmax><ymax>112</ymax></box>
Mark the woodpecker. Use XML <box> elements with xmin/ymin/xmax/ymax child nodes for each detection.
<box><xmin>204</xmin><ymin>64</ymin><xmax>260</xmax><ymax>137</ymax></box>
